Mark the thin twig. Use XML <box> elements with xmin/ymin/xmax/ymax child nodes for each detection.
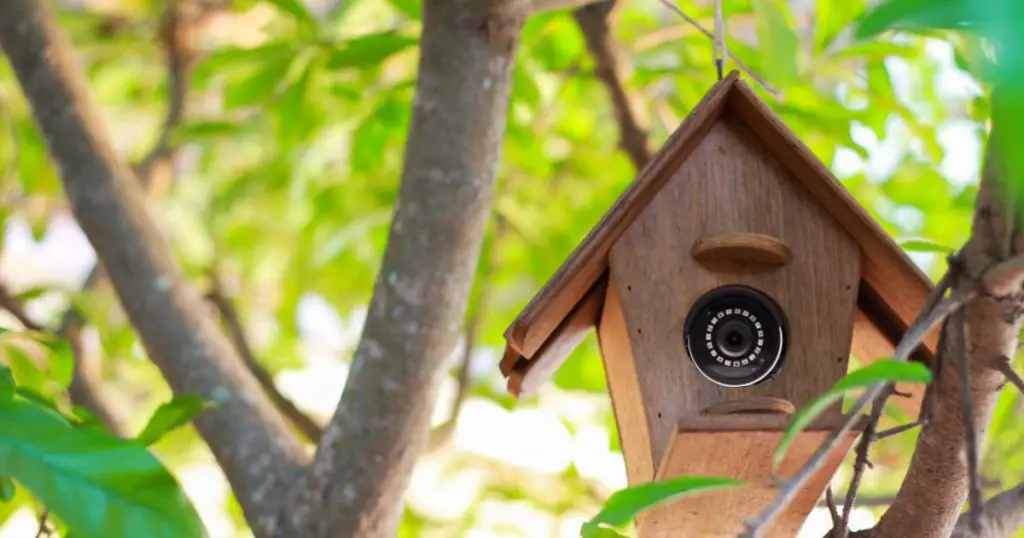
<box><xmin>655</xmin><ymin>0</ymin><xmax>780</xmax><ymax>98</ymax></box>
<box><xmin>0</xmin><ymin>282</ymin><xmax>44</xmax><ymax>331</ymax></box>
<box><xmin>839</xmin><ymin>391</ymin><xmax>888</xmax><ymax>537</ymax></box>
<box><xmin>574</xmin><ymin>1</ymin><xmax>653</xmax><ymax>170</ymax></box>
<box><xmin>825</xmin><ymin>486</ymin><xmax>842</xmax><ymax>528</ymax></box>
<box><xmin>60</xmin><ymin>313</ymin><xmax>129</xmax><ymax>437</ymax></box>
<box><xmin>874</xmin><ymin>420</ymin><xmax>922</xmax><ymax>440</ymax></box>
<box><xmin>819</xmin><ymin>495</ymin><xmax>897</xmax><ymax>508</ymax></box>
<box><xmin>994</xmin><ymin>356</ymin><xmax>1024</xmax><ymax>394</ymax></box>
<box><xmin>951</xmin><ymin>482</ymin><xmax>1024</xmax><ymax>537</ymax></box>
<box><xmin>34</xmin><ymin>509</ymin><xmax>49</xmax><ymax>538</ymax></box>
<box><xmin>134</xmin><ymin>0</ymin><xmax>220</xmax><ymax>189</ymax></box>
<box><xmin>739</xmin><ymin>272</ymin><xmax>963</xmax><ymax>537</ymax></box>
<box><xmin>205</xmin><ymin>277</ymin><xmax>325</xmax><ymax>443</ymax></box>
<box><xmin>952</xmin><ymin>304</ymin><xmax>984</xmax><ymax>533</ymax></box>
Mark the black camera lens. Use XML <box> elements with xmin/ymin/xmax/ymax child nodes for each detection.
<box><xmin>683</xmin><ymin>285</ymin><xmax>788</xmax><ymax>388</ymax></box>
<box><xmin>717</xmin><ymin>320</ymin><xmax>754</xmax><ymax>358</ymax></box>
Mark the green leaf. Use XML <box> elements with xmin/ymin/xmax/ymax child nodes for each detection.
<box><xmin>13</xmin><ymin>386</ymin><xmax>60</xmax><ymax>415</ymax></box>
<box><xmin>277</xmin><ymin>61</ymin><xmax>315</xmax><ymax>147</ymax></box>
<box><xmin>824</xmin><ymin>41</ymin><xmax>917</xmax><ymax>62</ymax></box>
<box><xmin>0</xmin><ymin>396</ymin><xmax>205</xmax><ymax>538</ymax></box>
<box><xmin>900</xmin><ymin>238</ymin><xmax>954</xmax><ymax>253</ymax></box>
<box><xmin>350</xmin><ymin>93</ymin><xmax>409</xmax><ymax>173</ymax></box>
<box><xmin>815</xmin><ymin>0</ymin><xmax>867</xmax><ymax>50</ymax></box>
<box><xmin>264</xmin><ymin>0</ymin><xmax>318</xmax><ymax>28</ymax></box>
<box><xmin>42</xmin><ymin>339</ymin><xmax>74</xmax><ymax>390</ymax></box>
<box><xmin>581</xmin><ymin>527</ymin><xmax>628</xmax><ymax>538</ymax></box>
<box><xmin>192</xmin><ymin>42</ymin><xmax>297</xmax><ymax>89</ymax></box>
<box><xmin>135</xmin><ymin>394</ymin><xmax>212</xmax><ymax>446</ymax></box>
<box><xmin>0</xmin><ymin>365</ymin><xmax>12</xmax><ymax>398</ymax></box>
<box><xmin>15</xmin><ymin>286</ymin><xmax>50</xmax><ymax>303</ymax></box>
<box><xmin>70</xmin><ymin>406</ymin><xmax>105</xmax><ymax>430</ymax></box>
<box><xmin>773</xmin><ymin>360</ymin><xmax>933</xmax><ymax>471</ymax></box>
<box><xmin>4</xmin><ymin>344</ymin><xmax>46</xmax><ymax>393</ymax></box>
<box><xmin>0</xmin><ymin>477</ymin><xmax>12</xmax><ymax>503</ymax></box>
<box><xmin>581</xmin><ymin>476</ymin><xmax>746</xmax><ymax>535</ymax></box>
<box><xmin>994</xmin><ymin>88</ymin><xmax>1024</xmax><ymax>220</ymax></box>
<box><xmin>172</xmin><ymin>121</ymin><xmax>241</xmax><ymax>143</ymax></box>
<box><xmin>326</xmin><ymin>31</ymin><xmax>418</xmax><ymax>70</ymax></box>
<box><xmin>389</xmin><ymin>0</ymin><xmax>421</xmax><ymax>20</ymax></box>
<box><xmin>223</xmin><ymin>55</ymin><xmax>294</xmax><ymax>109</ymax></box>
<box><xmin>853</xmin><ymin>0</ymin><xmax>975</xmax><ymax>39</ymax></box>
<box><xmin>752</xmin><ymin>0</ymin><xmax>800</xmax><ymax>85</ymax></box>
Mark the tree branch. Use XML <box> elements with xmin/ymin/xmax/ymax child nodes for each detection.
<box><xmin>740</xmin><ymin>277</ymin><xmax>965</xmax><ymax>537</ymax></box>
<box><xmin>60</xmin><ymin>0</ymin><xmax>210</xmax><ymax>439</ymax></box>
<box><xmin>205</xmin><ymin>277</ymin><xmax>325</xmax><ymax>443</ymax></box>
<box><xmin>0</xmin><ymin>2</ymin><xmax>308</xmax><ymax>535</ymax></box>
<box><xmin>993</xmin><ymin>356</ymin><xmax>1024</xmax><ymax>394</ymax></box>
<box><xmin>0</xmin><ymin>282</ymin><xmax>44</xmax><ymax>332</ymax></box>
<box><xmin>838</xmin><ymin>391</ymin><xmax>888</xmax><ymax>538</ymax></box>
<box><xmin>873</xmin><ymin>420</ymin><xmax>921</xmax><ymax>440</ymax></box>
<box><xmin>825</xmin><ymin>487</ymin><xmax>842</xmax><ymax>529</ymax></box>
<box><xmin>820</xmin><ymin>495</ymin><xmax>897</xmax><ymax>508</ymax></box>
<box><xmin>870</xmin><ymin>116</ymin><xmax>1024</xmax><ymax>538</ymax></box>
<box><xmin>61</xmin><ymin>314</ymin><xmax>130</xmax><ymax>437</ymax></box>
<box><xmin>952</xmin><ymin>305</ymin><xmax>984</xmax><ymax>533</ymax></box>
<box><xmin>574</xmin><ymin>0</ymin><xmax>652</xmax><ymax>170</ymax></box>
<box><xmin>951</xmin><ymin>483</ymin><xmax>1024</xmax><ymax>538</ymax></box>
<box><xmin>134</xmin><ymin>0</ymin><xmax>216</xmax><ymax>192</ymax></box>
<box><xmin>0</xmin><ymin>280</ymin><xmax>130</xmax><ymax>436</ymax></box>
<box><xmin>275</xmin><ymin>3</ymin><xmax>526</xmax><ymax>536</ymax></box>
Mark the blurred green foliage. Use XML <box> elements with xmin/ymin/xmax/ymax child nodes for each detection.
<box><xmin>0</xmin><ymin>0</ymin><xmax>1013</xmax><ymax>536</ymax></box>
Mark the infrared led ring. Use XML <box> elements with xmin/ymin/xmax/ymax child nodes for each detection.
<box><xmin>683</xmin><ymin>285</ymin><xmax>788</xmax><ymax>388</ymax></box>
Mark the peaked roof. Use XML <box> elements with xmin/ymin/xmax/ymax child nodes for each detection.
<box><xmin>499</xmin><ymin>71</ymin><xmax>938</xmax><ymax>397</ymax></box>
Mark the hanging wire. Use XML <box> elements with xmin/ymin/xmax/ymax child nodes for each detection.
<box><xmin>713</xmin><ymin>0</ymin><xmax>726</xmax><ymax>80</ymax></box>
<box><xmin>656</xmin><ymin>0</ymin><xmax>780</xmax><ymax>98</ymax></box>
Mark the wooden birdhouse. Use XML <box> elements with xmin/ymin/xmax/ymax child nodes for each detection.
<box><xmin>497</xmin><ymin>72</ymin><xmax>940</xmax><ymax>537</ymax></box>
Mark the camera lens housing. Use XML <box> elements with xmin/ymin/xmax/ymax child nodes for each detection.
<box><xmin>683</xmin><ymin>285</ymin><xmax>788</xmax><ymax>388</ymax></box>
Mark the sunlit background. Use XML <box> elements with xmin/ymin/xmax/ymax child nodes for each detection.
<box><xmin>0</xmin><ymin>0</ymin><xmax>1007</xmax><ymax>536</ymax></box>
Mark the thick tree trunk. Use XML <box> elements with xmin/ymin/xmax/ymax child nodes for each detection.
<box><xmin>0</xmin><ymin>2</ymin><xmax>309</xmax><ymax>536</ymax></box>
<box><xmin>275</xmin><ymin>1</ymin><xmax>525</xmax><ymax>536</ymax></box>
<box><xmin>870</xmin><ymin>122</ymin><xmax>1024</xmax><ymax>537</ymax></box>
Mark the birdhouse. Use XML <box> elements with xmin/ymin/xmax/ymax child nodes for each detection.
<box><xmin>497</xmin><ymin>72</ymin><xmax>940</xmax><ymax>537</ymax></box>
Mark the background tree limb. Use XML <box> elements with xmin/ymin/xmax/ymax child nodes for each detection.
<box><xmin>205</xmin><ymin>276</ymin><xmax>325</xmax><ymax>443</ymax></box>
<box><xmin>0</xmin><ymin>2</ymin><xmax>309</xmax><ymax>536</ymax></box>
<box><xmin>951</xmin><ymin>483</ymin><xmax>1024</xmax><ymax>538</ymax></box>
<box><xmin>59</xmin><ymin>0</ymin><xmax>212</xmax><ymax>439</ymax></box>
<box><xmin>574</xmin><ymin>0</ymin><xmax>652</xmax><ymax>170</ymax></box>
<box><xmin>274</xmin><ymin>1</ymin><xmax>526</xmax><ymax>535</ymax></box>
<box><xmin>0</xmin><ymin>280</ymin><xmax>130</xmax><ymax>437</ymax></box>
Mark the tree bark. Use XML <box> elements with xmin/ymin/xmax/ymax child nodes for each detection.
<box><xmin>0</xmin><ymin>2</ymin><xmax>309</xmax><ymax>536</ymax></box>
<box><xmin>275</xmin><ymin>1</ymin><xmax>524</xmax><ymax>536</ymax></box>
<box><xmin>574</xmin><ymin>0</ymin><xmax>652</xmax><ymax>170</ymax></box>
<box><xmin>951</xmin><ymin>483</ymin><xmax>1024</xmax><ymax>538</ymax></box>
<box><xmin>870</xmin><ymin>121</ymin><xmax>1024</xmax><ymax>537</ymax></box>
